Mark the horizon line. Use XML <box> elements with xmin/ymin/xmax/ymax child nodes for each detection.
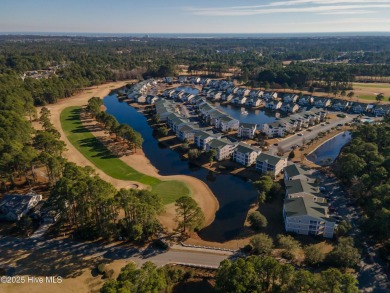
<box><xmin>1</xmin><ymin>31</ymin><xmax>390</xmax><ymax>38</ymax></box>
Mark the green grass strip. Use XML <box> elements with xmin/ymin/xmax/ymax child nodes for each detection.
<box><xmin>358</xmin><ymin>95</ymin><xmax>377</xmax><ymax>101</ymax></box>
<box><xmin>353</xmin><ymin>83</ymin><xmax>390</xmax><ymax>89</ymax></box>
<box><xmin>60</xmin><ymin>106</ymin><xmax>190</xmax><ymax>204</ymax></box>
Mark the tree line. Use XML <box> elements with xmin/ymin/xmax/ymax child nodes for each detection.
<box><xmin>334</xmin><ymin>119</ymin><xmax>390</xmax><ymax>263</ymax></box>
<box><xmin>2</xmin><ymin>36</ymin><xmax>390</xmax><ymax>107</ymax></box>
<box><xmin>100</xmin><ymin>255</ymin><xmax>358</xmax><ymax>293</ymax></box>
<box><xmin>216</xmin><ymin>256</ymin><xmax>358</xmax><ymax>293</ymax></box>
<box><xmin>87</xmin><ymin>97</ymin><xmax>144</xmax><ymax>151</ymax></box>
<box><xmin>0</xmin><ymin>68</ymin><xmax>203</xmax><ymax>241</ymax></box>
<box><xmin>0</xmin><ymin>72</ymin><xmax>82</xmax><ymax>187</ymax></box>
<box><xmin>50</xmin><ymin>162</ymin><xmax>163</xmax><ymax>241</ymax></box>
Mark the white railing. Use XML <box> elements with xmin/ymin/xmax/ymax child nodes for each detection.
<box><xmin>172</xmin><ymin>262</ymin><xmax>218</xmax><ymax>270</ymax></box>
<box><xmin>179</xmin><ymin>242</ymin><xmax>238</xmax><ymax>253</ymax></box>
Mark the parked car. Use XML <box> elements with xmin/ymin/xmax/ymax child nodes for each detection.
<box><xmin>297</xmin><ymin>133</ymin><xmax>303</xmax><ymax>136</ymax></box>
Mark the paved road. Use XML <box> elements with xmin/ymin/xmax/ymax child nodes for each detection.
<box><xmin>0</xmin><ymin>235</ymin><xmax>230</xmax><ymax>278</ymax></box>
<box><xmin>311</xmin><ymin>171</ymin><xmax>390</xmax><ymax>293</ymax></box>
<box><xmin>269</xmin><ymin>113</ymin><xmax>356</xmax><ymax>154</ymax></box>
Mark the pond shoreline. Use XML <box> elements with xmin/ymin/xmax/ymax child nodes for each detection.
<box><xmin>104</xmin><ymin>91</ymin><xmax>260</xmax><ymax>243</ymax></box>
<box><xmin>306</xmin><ymin>131</ymin><xmax>352</xmax><ymax>166</ymax></box>
<box><xmin>307</xmin><ymin>131</ymin><xmax>348</xmax><ymax>155</ymax></box>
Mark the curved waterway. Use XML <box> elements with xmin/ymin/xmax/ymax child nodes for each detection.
<box><xmin>104</xmin><ymin>92</ymin><xmax>258</xmax><ymax>242</ymax></box>
<box><xmin>307</xmin><ymin>131</ymin><xmax>352</xmax><ymax>166</ymax></box>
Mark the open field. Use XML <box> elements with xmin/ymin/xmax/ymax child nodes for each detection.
<box><xmin>353</xmin><ymin>82</ymin><xmax>390</xmax><ymax>89</ymax></box>
<box><xmin>61</xmin><ymin>106</ymin><xmax>190</xmax><ymax>204</ymax></box>
<box><xmin>273</xmin><ymin>82</ymin><xmax>390</xmax><ymax>104</ymax></box>
<box><xmin>355</xmin><ymin>76</ymin><xmax>390</xmax><ymax>83</ymax></box>
<box><xmin>352</xmin><ymin>82</ymin><xmax>390</xmax><ymax>101</ymax></box>
<box><xmin>358</xmin><ymin>95</ymin><xmax>378</xmax><ymax>101</ymax></box>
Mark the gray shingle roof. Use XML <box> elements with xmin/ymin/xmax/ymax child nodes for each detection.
<box><xmin>208</xmin><ymin>139</ymin><xmax>232</xmax><ymax>149</ymax></box>
<box><xmin>179</xmin><ymin>124</ymin><xmax>197</xmax><ymax>133</ymax></box>
<box><xmin>284</xmin><ymin>164</ymin><xmax>311</xmax><ymax>178</ymax></box>
<box><xmin>0</xmin><ymin>193</ymin><xmax>40</xmax><ymax>219</ymax></box>
<box><xmin>256</xmin><ymin>153</ymin><xmax>284</xmax><ymax>166</ymax></box>
<box><xmin>285</xmin><ymin>179</ymin><xmax>320</xmax><ymax>195</ymax></box>
<box><xmin>209</xmin><ymin>109</ymin><xmax>225</xmax><ymax>118</ymax></box>
<box><xmin>219</xmin><ymin>115</ymin><xmax>237</xmax><ymax>123</ymax></box>
<box><xmin>195</xmin><ymin>130</ymin><xmax>214</xmax><ymax>140</ymax></box>
<box><xmin>240</xmin><ymin>123</ymin><xmax>257</xmax><ymax>129</ymax></box>
<box><xmin>284</xmin><ymin>197</ymin><xmax>330</xmax><ymax>220</ymax></box>
<box><xmin>235</xmin><ymin>143</ymin><xmax>260</xmax><ymax>154</ymax></box>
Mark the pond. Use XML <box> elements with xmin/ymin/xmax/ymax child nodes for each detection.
<box><xmin>176</xmin><ymin>86</ymin><xmax>199</xmax><ymax>95</ymax></box>
<box><xmin>103</xmin><ymin>92</ymin><xmax>259</xmax><ymax>242</ymax></box>
<box><xmin>307</xmin><ymin>132</ymin><xmax>351</xmax><ymax>166</ymax></box>
<box><xmin>215</xmin><ymin>102</ymin><xmax>278</xmax><ymax>126</ymax></box>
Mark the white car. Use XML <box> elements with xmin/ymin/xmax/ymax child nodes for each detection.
<box><xmin>297</xmin><ymin>133</ymin><xmax>303</xmax><ymax>136</ymax></box>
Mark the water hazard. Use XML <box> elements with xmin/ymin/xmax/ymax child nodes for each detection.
<box><xmin>307</xmin><ymin>131</ymin><xmax>351</xmax><ymax>166</ymax></box>
<box><xmin>104</xmin><ymin>92</ymin><xmax>259</xmax><ymax>242</ymax></box>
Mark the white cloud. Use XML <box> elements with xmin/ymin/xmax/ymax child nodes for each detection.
<box><xmin>318</xmin><ymin>10</ymin><xmax>375</xmax><ymax>14</ymax></box>
<box><xmin>220</xmin><ymin>0</ymin><xmax>390</xmax><ymax>9</ymax></box>
<box><xmin>187</xmin><ymin>4</ymin><xmax>390</xmax><ymax>16</ymax></box>
<box><xmin>270</xmin><ymin>0</ymin><xmax>390</xmax><ymax>6</ymax></box>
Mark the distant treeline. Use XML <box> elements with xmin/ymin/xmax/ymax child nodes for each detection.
<box><xmin>1</xmin><ymin>36</ymin><xmax>390</xmax><ymax>105</ymax></box>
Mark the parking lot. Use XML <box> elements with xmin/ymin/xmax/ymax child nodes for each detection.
<box><xmin>311</xmin><ymin>170</ymin><xmax>389</xmax><ymax>292</ymax></box>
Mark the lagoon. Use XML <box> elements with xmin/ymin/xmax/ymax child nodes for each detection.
<box><xmin>104</xmin><ymin>92</ymin><xmax>259</xmax><ymax>242</ymax></box>
<box><xmin>215</xmin><ymin>102</ymin><xmax>278</xmax><ymax>126</ymax></box>
<box><xmin>307</xmin><ymin>131</ymin><xmax>351</xmax><ymax>166</ymax></box>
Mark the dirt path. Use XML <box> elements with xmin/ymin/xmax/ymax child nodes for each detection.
<box><xmin>39</xmin><ymin>81</ymin><xmax>218</xmax><ymax>231</ymax></box>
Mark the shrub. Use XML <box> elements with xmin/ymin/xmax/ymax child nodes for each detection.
<box><xmin>250</xmin><ymin>233</ymin><xmax>274</xmax><ymax>255</ymax></box>
<box><xmin>166</xmin><ymin>267</ymin><xmax>186</xmax><ymax>283</ymax></box>
<box><xmin>97</xmin><ymin>263</ymin><xmax>106</xmax><ymax>275</ymax></box>
<box><xmin>282</xmin><ymin>250</ymin><xmax>294</xmax><ymax>260</ymax></box>
<box><xmin>188</xmin><ymin>148</ymin><xmax>200</xmax><ymax>159</ymax></box>
<box><xmin>288</xmin><ymin>151</ymin><xmax>295</xmax><ymax>159</ymax></box>
<box><xmin>248</xmin><ymin>211</ymin><xmax>268</xmax><ymax>230</ymax></box>
<box><xmin>156</xmin><ymin>126</ymin><xmax>168</xmax><ymax>137</ymax></box>
<box><xmin>277</xmin><ymin>234</ymin><xmax>301</xmax><ymax>251</ymax></box>
<box><xmin>104</xmin><ymin>269</ymin><xmax>114</xmax><ymax>279</ymax></box>
<box><xmin>185</xmin><ymin>269</ymin><xmax>195</xmax><ymax>279</ymax></box>
<box><xmin>304</xmin><ymin>244</ymin><xmax>325</xmax><ymax>266</ymax></box>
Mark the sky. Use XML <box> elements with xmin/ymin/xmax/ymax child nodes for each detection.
<box><xmin>1</xmin><ymin>0</ymin><xmax>390</xmax><ymax>34</ymax></box>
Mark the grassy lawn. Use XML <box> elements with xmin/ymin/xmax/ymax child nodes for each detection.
<box><xmin>353</xmin><ymin>83</ymin><xmax>390</xmax><ymax>89</ymax></box>
<box><xmin>358</xmin><ymin>95</ymin><xmax>377</xmax><ymax>101</ymax></box>
<box><xmin>61</xmin><ymin>106</ymin><xmax>190</xmax><ymax>204</ymax></box>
